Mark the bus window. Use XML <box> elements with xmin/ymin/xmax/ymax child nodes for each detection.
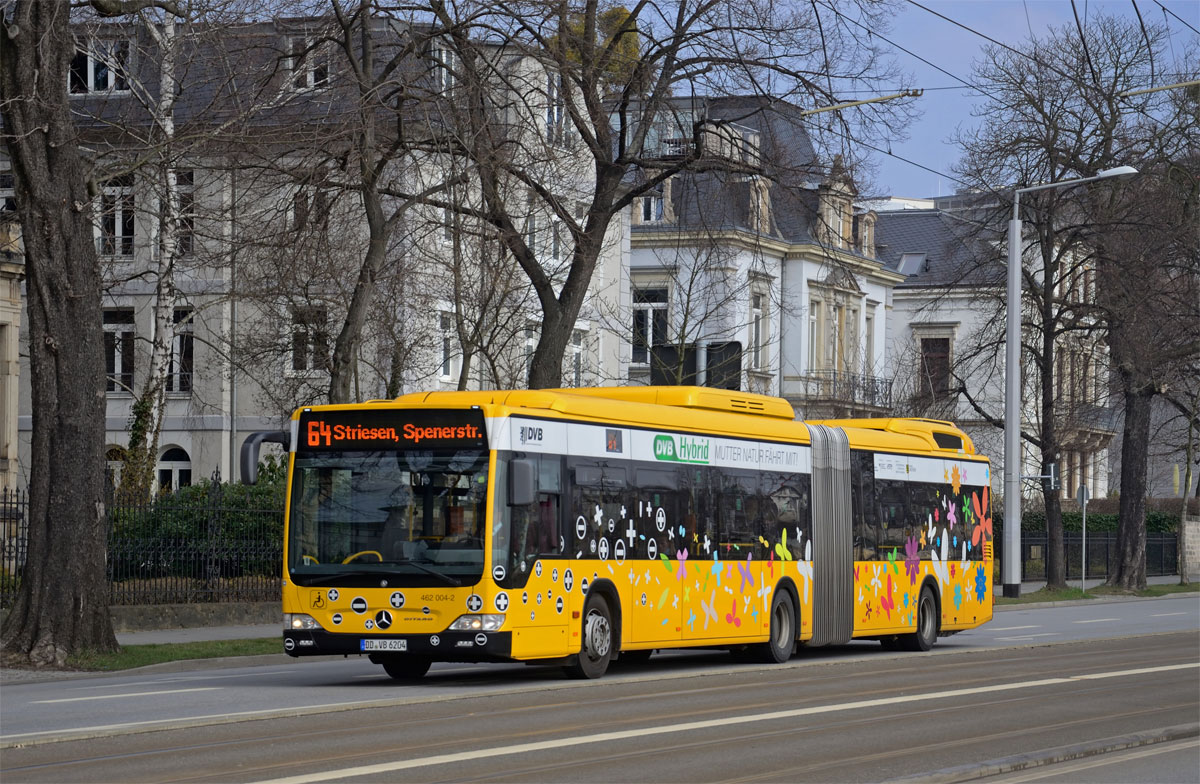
<box><xmin>717</xmin><ymin>471</ymin><xmax>757</xmax><ymax>554</ymax></box>
<box><xmin>569</xmin><ymin>459</ymin><xmax>626</xmax><ymax>558</ymax></box>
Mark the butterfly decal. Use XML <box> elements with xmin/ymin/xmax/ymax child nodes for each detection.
<box><xmin>700</xmin><ymin>591</ymin><xmax>718</xmax><ymax>629</ymax></box>
<box><xmin>880</xmin><ymin>574</ymin><xmax>896</xmax><ymax>619</ymax></box>
<box><xmin>737</xmin><ymin>555</ymin><xmax>755</xmax><ymax>593</ymax></box>
<box><xmin>726</xmin><ymin>600</ymin><xmax>741</xmax><ymax>628</ymax></box>
<box><xmin>775</xmin><ymin>529</ymin><xmax>793</xmax><ymax>561</ymax></box>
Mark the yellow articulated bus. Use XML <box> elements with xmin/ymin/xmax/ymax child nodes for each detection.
<box><xmin>242</xmin><ymin>386</ymin><xmax>994</xmax><ymax>680</ymax></box>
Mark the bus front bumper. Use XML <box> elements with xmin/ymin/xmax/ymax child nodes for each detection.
<box><xmin>283</xmin><ymin>629</ymin><xmax>513</xmax><ymax>661</ymax></box>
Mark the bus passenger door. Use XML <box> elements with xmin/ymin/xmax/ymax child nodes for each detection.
<box><xmin>628</xmin><ymin>471</ymin><xmax>684</xmax><ymax>644</ymax></box>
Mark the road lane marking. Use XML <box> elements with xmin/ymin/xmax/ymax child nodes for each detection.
<box><xmin>991</xmin><ymin>626</ymin><xmax>1039</xmax><ymax>631</ymax></box>
<box><xmin>32</xmin><ymin>688</ymin><xmax>219</xmax><ymax>704</ymax></box>
<box><xmin>76</xmin><ymin>672</ymin><xmax>292</xmax><ymax>690</ymax></box>
<box><xmin>245</xmin><ymin>663</ymin><xmax>1200</xmax><ymax>784</ymax></box>
<box><xmin>995</xmin><ymin>633</ymin><xmax>1060</xmax><ymax>641</ymax></box>
<box><xmin>1072</xmin><ymin>618</ymin><xmax>1119</xmax><ymax>624</ymax></box>
<box><xmin>1151</xmin><ymin>612</ymin><xmax>1190</xmax><ymax>617</ymax></box>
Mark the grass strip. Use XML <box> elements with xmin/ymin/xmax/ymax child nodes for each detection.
<box><xmin>67</xmin><ymin>637</ymin><xmax>280</xmax><ymax>671</ymax></box>
<box><xmin>995</xmin><ymin>581</ymin><xmax>1198</xmax><ymax>605</ymax></box>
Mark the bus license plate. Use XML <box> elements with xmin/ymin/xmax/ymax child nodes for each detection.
<box><xmin>360</xmin><ymin>639</ymin><xmax>406</xmax><ymax>651</ymax></box>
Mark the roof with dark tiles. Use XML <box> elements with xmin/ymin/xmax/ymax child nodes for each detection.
<box><xmin>874</xmin><ymin>209</ymin><xmax>1005</xmax><ymax>288</ymax></box>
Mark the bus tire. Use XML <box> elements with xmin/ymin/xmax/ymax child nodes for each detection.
<box><xmin>380</xmin><ymin>656</ymin><xmax>431</xmax><ymax>681</ymax></box>
<box><xmin>758</xmin><ymin>590</ymin><xmax>796</xmax><ymax>663</ymax></box>
<box><xmin>565</xmin><ymin>595</ymin><xmax>613</xmax><ymax>679</ymax></box>
<box><xmin>902</xmin><ymin>587</ymin><xmax>938</xmax><ymax>652</ymax></box>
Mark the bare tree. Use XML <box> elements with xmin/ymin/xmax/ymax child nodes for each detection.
<box><xmin>0</xmin><ymin>0</ymin><xmax>183</xmax><ymax>666</ymax></box>
<box><xmin>1094</xmin><ymin>157</ymin><xmax>1200</xmax><ymax>589</ymax></box>
<box><xmin>951</xmin><ymin>15</ymin><xmax>1196</xmax><ymax>590</ymax></box>
<box><xmin>421</xmin><ymin>0</ymin><xmax>908</xmax><ymax>388</ymax></box>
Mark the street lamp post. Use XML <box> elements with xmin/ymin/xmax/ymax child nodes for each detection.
<box><xmin>1002</xmin><ymin>165</ymin><xmax>1138</xmax><ymax>599</ymax></box>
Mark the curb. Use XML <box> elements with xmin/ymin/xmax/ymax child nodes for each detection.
<box><xmin>893</xmin><ymin>723</ymin><xmax>1200</xmax><ymax>783</ymax></box>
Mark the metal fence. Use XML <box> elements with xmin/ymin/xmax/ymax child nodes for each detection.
<box><xmin>1</xmin><ymin>483</ymin><xmax>282</xmax><ymax>608</ymax></box>
<box><xmin>1010</xmin><ymin>532</ymin><xmax>1179</xmax><ymax>582</ymax></box>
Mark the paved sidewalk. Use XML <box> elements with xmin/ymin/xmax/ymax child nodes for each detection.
<box><xmin>117</xmin><ymin>623</ymin><xmax>280</xmax><ymax>646</ymax></box>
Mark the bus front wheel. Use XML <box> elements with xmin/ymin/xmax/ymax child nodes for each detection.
<box><xmin>379</xmin><ymin>656</ymin><xmax>431</xmax><ymax>681</ymax></box>
<box><xmin>902</xmin><ymin>587</ymin><xmax>938</xmax><ymax>652</ymax></box>
<box><xmin>566</xmin><ymin>595</ymin><xmax>613</xmax><ymax>679</ymax></box>
<box><xmin>758</xmin><ymin>590</ymin><xmax>796</xmax><ymax>663</ymax></box>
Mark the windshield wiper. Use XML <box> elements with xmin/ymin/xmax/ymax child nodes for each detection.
<box><xmin>393</xmin><ymin>558</ymin><xmax>462</xmax><ymax>587</ymax></box>
<box><xmin>299</xmin><ymin>569</ymin><xmax>394</xmax><ymax>586</ymax></box>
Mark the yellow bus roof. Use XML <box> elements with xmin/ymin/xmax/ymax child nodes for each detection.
<box><xmin>322</xmin><ymin>386</ymin><xmax>982</xmax><ymax>460</ymax></box>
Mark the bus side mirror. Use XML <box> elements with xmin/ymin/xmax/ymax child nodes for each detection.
<box><xmin>240</xmin><ymin>430</ymin><xmax>290</xmax><ymax>484</ymax></box>
<box><xmin>508</xmin><ymin>459</ymin><xmax>537</xmax><ymax>506</ymax></box>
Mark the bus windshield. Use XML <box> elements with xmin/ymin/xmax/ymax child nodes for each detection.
<box><xmin>287</xmin><ymin>449</ymin><xmax>488</xmax><ymax>587</ymax></box>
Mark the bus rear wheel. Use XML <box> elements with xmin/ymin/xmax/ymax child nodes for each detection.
<box><xmin>902</xmin><ymin>587</ymin><xmax>938</xmax><ymax>652</ymax></box>
<box><xmin>565</xmin><ymin>595</ymin><xmax>613</xmax><ymax>679</ymax></box>
<box><xmin>379</xmin><ymin>656</ymin><xmax>431</xmax><ymax>681</ymax></box>
<box><xmin>757</xmin><ymin>590</ymin><xmax>796</xmax><ymax>663</ymax></box>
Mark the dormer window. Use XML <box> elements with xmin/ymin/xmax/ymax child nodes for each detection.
<box><xmin>70</xmin><ymin>40</ymin><xmax>129</xmax><ymax>94</ymax></box>
<box><xmin>640</xmin><ymin>194</ymin><xmax>663</xmax><ymax>224</ymax></box>
<box><xmin>288</xmin><ymin>37</ymin><xmax>331</xmax><ymax>91</ymax></box>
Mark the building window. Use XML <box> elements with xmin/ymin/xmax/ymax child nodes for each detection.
<box><xmin>157</xmin><ymin>446</ymin><xmax>192</xmax><ymax>494</ymax></box>
<box><xmin>291</xmin><ymin>306</ymin><xmax>329</xmax><ymax>373</ymax></box>
<box><xmin>640</xmin><ymin>195</ymin><xmax>664</xmax><ymax>224</ymax></box>
<box><xmin>546</xmin><ymin>71</ymin><xmax>567</xmax><ymax>143</ymax></box>
<box><xmin>440</xmin><ymin>311</ymin><xmax>455</xmax><ymax>379</ymax></box>
<box><xmin>103</xmin><ymin>308</ymin><xmax>135</xmax><ymax>393</ymax></box>
<box><xmin>551</xmin><ymin>220</ymin><xmax>563</xmax><ymax>263</ymax></box>
<box><xmin>175</xmin><ymin>169</ymin><xmax>194</xmax><ymax>256</ymax></box>
<box><xmin>291</xmin><ymin>183</ymin><xmax>330</xmax><ymax>233</ymax></box>
<box><xmin>98</xmin><ymin>174</ymin><xmax>135</xmax><ymax>256</ymax></box>
<box><xmin>568</xmin><ymin>329</ymin><xmax>584</xmax><ymax>387</ymax></box>
<box><xmin>919</xmin><ymin>337</ymin><xmax>951</xmax><ymax>399</ymax></box>
<box><xmin>808</xmin><ymin>302</ymin><xmax>819</xmax><ymax>371</ymax></box>
<box><xmin>524</xmin><ymin>324</ymin><xmax>538</xmax><ymax>386</ymax></box>
<box><xmin>750</xmin><ymin>293</ymin><xmax>765</xmax><ymax>369</ymax></box>
<box><xmin>70</xmin><ymin>40</ymin><xmax>129</xmax><ymax>94</ymax></box>
<box><xmin>289</xmin><ymin>37</ymin><xmax>330</xmax><ymax>90</ymax></box>
<box><xmin>632</xmin><ymin>287</ymin><xmax>668</xmax><ymax>364</ymax></box>
<box><xmin>105</xmin><ymin>446</ymin><xmax>127</xmax><ymax>499</ymax></box>
<box><xmin>0</xmin><ymin>171</ymin><xmax>16</xmax><ymax>255</ymax></box>
<box><xmin>525</xmin><ymin>213</ymin><xmax>538</xmax><ymax>257</ymax></box>
<box><xmin>431</xmin><ymin>44</ymin><xmax>456</xmax><ymax>92</ymax></box>
<box><xmin>865</xmin><ymin>311</ymin><xmax>875</xmax><ymax>373</ymax></box>
<box><xmin>167</xmin><ymin>308</ymin><xmax>193</xmax><ymax>393</ymax></box>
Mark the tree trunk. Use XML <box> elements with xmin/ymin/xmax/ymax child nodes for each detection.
<box><xmin>1110</xmin><ymin>382</ymin><xmax>1152</xmax><ymax>590</ymax></box>
<box><xmin>0</xmin><ymin>0</ymin><xmax>117</xmax><ymax>663</ymax></box>
<box><xmin>1039</xmin><ymin>251</ymin><xmax>1066</xmax><ymax>590</ymax></box>
<box><xmin>1179</xmin><ymin>408</ymin><xmax>1194</xmax><ymax>586</ymax></box>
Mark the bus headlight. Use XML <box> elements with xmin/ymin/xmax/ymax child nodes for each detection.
<box><xmin>285</xmin><ymin>613</ymin><xmax>322</xmax><ymax>631</ymax></box>
<box><xmin>448</xmin><ymin>614</ymin><xmax>505</xmax><ymax>632</ymax></box>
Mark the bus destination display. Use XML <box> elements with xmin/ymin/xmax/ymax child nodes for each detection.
<box><xmin>298</xmin><ymin>409</ymin><xmax>488</xmax><ymax>451</ymax></box>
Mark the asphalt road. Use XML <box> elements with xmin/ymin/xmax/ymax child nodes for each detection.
<box><xmin>1</xmin><ymin>595</ymin><xmax>1197</xmax><ymax>783</ymax></box>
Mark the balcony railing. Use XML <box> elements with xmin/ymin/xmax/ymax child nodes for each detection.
<box><xmin>797</xmin><ymin>370</ymin><xmax>893</xmax><ymax>410</ymax></box>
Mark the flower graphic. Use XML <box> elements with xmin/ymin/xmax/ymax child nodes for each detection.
<box><xmin>971</xmin><ymin>487</ymin><xmax>993</xmax><ymax>547</ymax></box>
<box><xmin>951</xmin><ymin>464</ymin><xmax>962</xmax><ymax>495</ymax></box>
<box><xmin>947</xmin><ymin>501</ymin><xmax>958</xmax><ymax>530</ymax></box>
<box><xmin>886</xmin><ymin>547</ymin><xmax>900</xmax><ymax>575</ymax></box>
<box><xmin>904</xmin><ymin>536</ymin><xmax>920</xmax><ymax>585</ymax></box>
<box><xmin>953</xmin><ymin>583</ymin><xmax>963</xmax><ymax>610</ymax></box>
<box><xmin>974</xmin><ymin>565</ymin><xmax>988</xmax><ymax>603</ymax></box>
